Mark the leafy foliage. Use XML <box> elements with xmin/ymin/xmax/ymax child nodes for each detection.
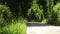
<box><xmin>46</xmin><ymin>0</ymin><xmax>56</xmax><ymax>25</ymax></box>
<box><xmin>53</xmin><ymin>3</ymin><xmax>60</xmax><ymax>25</ymax></box>
<box><xmin>41</xmin><ymin>19</ymin><xmax>48</xmax><ymax>24</ymax></box>
<box><xmin>0</xmin><ymin>1</ymin><xmax>60</xmax><ymax>34</ymax></box>
<box><xmin>27</xmin><ymin>0</ymin><xmax>43</xmax><ymax>21</ymax></box>
<box><xmin>0</xmin><ymin>19</ymin><xmax>27</xmax><ymax>34</ymax></box>
<box><xmin>0</xmin><ymin>4</ymin><xmax>12</xmax><ymax>26</ymax></box>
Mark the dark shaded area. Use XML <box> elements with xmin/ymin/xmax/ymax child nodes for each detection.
<box><xmin>38</xmin><ymin>0</ymin><xmax>47</xmax><ymax>18</ymax></box>
<box><xmin>0</xmin><ymin>0</ymin><xmax>60</xmax><ymax>26</ymax></box>
<box><xmin>27</xmin><ymin>23</ymin><xmax>53</xmax><ymax>27</ymax></box>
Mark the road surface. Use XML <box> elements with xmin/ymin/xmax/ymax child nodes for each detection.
<box><xmin>26</xmin><ymin>23</ymin><xmax>60</xmax><ymax>34</ymax></box>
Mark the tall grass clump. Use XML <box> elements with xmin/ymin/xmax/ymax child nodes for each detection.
<box><xmin>0</xmin><ymin>19</ymin><xmax>27</xmax><ymax>34</ymax></box>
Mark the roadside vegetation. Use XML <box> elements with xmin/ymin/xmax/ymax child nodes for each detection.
<box><xmin>0</xmin><ymin>0</ymin><xmax>60</xmax><ymax>34</ymax></box>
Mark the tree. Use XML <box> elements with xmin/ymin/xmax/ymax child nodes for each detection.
<box><xmin>46</xmin><ymin>0</ymin><xmax>55</xmax><ymax>24</ymax></box>
<box><xmin>53</xmin><ymin>2</ymin><xmax>60</xmax><ymax>25</ymax></box>
<box><xmin>0</xmin><ymin>4</ymin><xmax>12</xmax><ymax>26</ymax></box>
<box><xmin>27</xmin><ymin>0</ymin><xmax>44</xmax><ymax>21</ymax></box>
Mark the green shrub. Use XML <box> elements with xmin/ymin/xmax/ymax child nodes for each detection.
<box><xmin>53</xmin><ymin>2</ymin><xmax>60</xmax><ymax>25</ymax></box>
<box><xmin>0</xmin><ymin>4</ymin><xmax>12</xmax><ymax>26</ymax></box>
<box><xmin>41</xmin><ymin>19</ymin><xmax>48</xmax><ymax>24</ymax></box>
<box><xmin>27</xmin><ymin>0</ymin><xmax>43</xmax><ymax>21</ymax></box>
<box><xmin>0</xmin><ymin>19</ymin><xmax>27</xmax><ymax>34</ymax></box>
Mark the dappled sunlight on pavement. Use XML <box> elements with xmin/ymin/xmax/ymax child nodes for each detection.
<box><xmin>26</xmin><ymin>26</ymin><xmax>60</xmax><ymax>34</ymax></box>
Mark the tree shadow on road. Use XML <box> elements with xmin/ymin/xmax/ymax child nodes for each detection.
<box><xmin>27</xmin><ymin>23</ymin><xmax>54</xmax><ymax>27</ymax></box>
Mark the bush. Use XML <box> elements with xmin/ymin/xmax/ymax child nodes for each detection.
<box><xmin>0</xmin><ymin>4</ymin><xmax>12</xmax><ymax>26</ymax></box>
<box><xmin>27</xmin><ymin>0</ymin><xmax>43</xmax><ymax>21</ymax></box>
<box><xmin>41</xmin><ymin>19</ymin><xmax>48</xmax><ymax>24</ymax></box>
<box><xmin>0</xmin><ymin>19</ymin><xmax>27</xmax><ymax>34</ymax></box>
<box><xmin>53</xmin><ymin>2</ymin><xmax>60</xmax><ymax>25</ymax></box>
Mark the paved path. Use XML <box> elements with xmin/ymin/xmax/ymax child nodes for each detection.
<box><xmin>26</xmin><ymin>23</ymin><xmax>60</xmax><ymax>34</ymax></box>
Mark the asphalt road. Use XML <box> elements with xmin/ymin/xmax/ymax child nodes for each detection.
<box><xmin>26</xmin><ymin>23</ymin><xmax>60</xmax><ymax>34</ymax></box>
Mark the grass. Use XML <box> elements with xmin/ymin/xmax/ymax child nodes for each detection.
<box><xmin>0</xmin><ymin>19</ymin><xmax>27</xmax><ymax>34</ymax></box>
